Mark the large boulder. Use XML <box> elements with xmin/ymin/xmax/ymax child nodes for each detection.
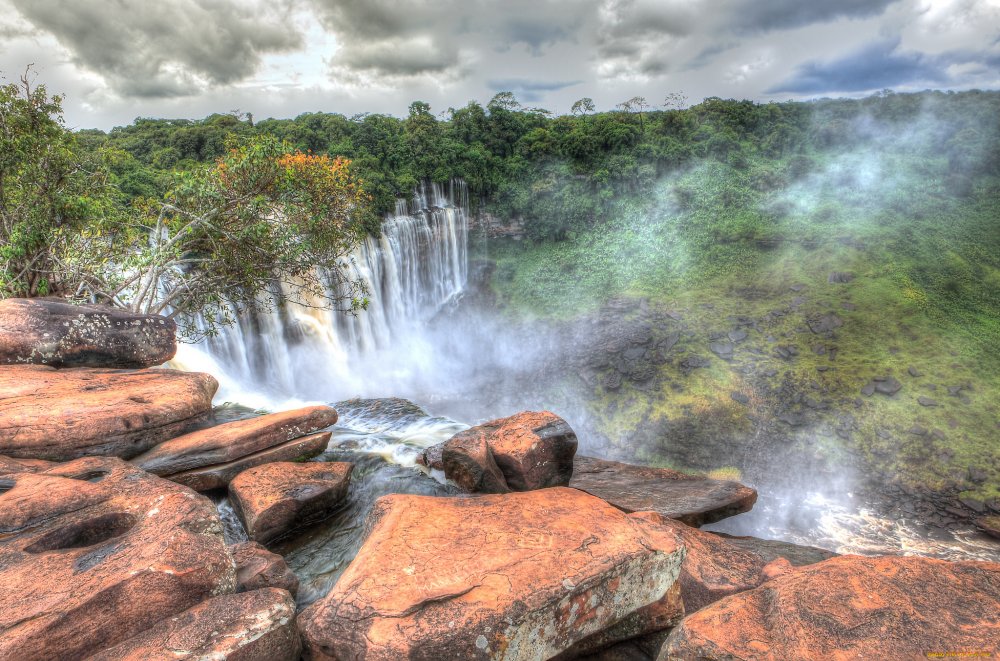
<box><xmin>663</xmin><ymin>555</ymin><xmax>1000</xmax><ymax>660</ymax></box>
<box><xmin>713</xmin><ymin>532</ymin><xmax>839</xmax><ymax>566</ymax></box>
<box><xmin>164</xmin><ymin>431</ymin><xmax>331</xmax><ymax>492</ymax></box>
<box><xmin>0</xmin><ymin>298</ymin><xmax>176</xmax><ymax>368</ymax></box>
<box><xmin>437</xmin><ymin>411</ymin><xmax>578</xmax><ymax>492</ymax></box>
<box><xmin>229</xmin><ymin>461</ymin><xmax>353</xmax><ymax>544</ymax></box>
<box><xmin>569</xmin><ymin>456</ymin><xmax>757</xmax><ymax>526</ymax></box>
<box><xmin>442</xmin><ymin>432</ymin><xmax>510</xmax><ymax>493</ymax></box>
<box><xmin>0</xmin><ymin>457</ymin><xmax>235</xmax><ymax>660</ymax></box>
<box><xmin>631</xmin><ymin>512</ymin><xmax>771</xmax><ymax>613</ymax></box>
<box><xmin>298</xmin><ymin>487</ymin><xmax>685</xmax><ymax>661</ymax></box>
<box><xmin>0</xmin><ymin>365</ymin><xmax>217</xmax><ymax>460</ymax></box>
<box><xmin>231</xmin><ymin>541</ymin><xmax>300</xmax><ymax>597</ymax></box>
<box><xmin>87</xmin><ymin>588</ymin><xmax>300</xmax><ymax>661</ymax></box>
<box><xmin>132</xmin><ymin>406</ymin><xmax>339</xmax><ymax>476</ymax></box>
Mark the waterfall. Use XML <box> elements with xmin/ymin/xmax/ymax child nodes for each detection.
<box><xmin>172</xmin><ymin>180</ymin><xmax>469</xmax><ymax>408</ymax></box>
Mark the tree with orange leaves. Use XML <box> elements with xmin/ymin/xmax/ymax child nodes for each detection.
<box><xmin>65</xmin><ymin>134</ymin><xmax>373</xmax><ymax>338</ymax></box>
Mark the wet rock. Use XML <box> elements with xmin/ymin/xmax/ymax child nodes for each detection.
<box><xmin>827</xmin><ymin>271</ymin><xmax>855</xmax><ymax>283</ymax></box>
<box><xmin>445</xmin><ymin>411</ymin><xmax>578</xmax><ymax>491</ymax></box>
<box><xmin>712</xmin><ymin>533</ymin><xmax>838</xmax><ymax>566</ymax></box>
<box><xmin>0</xmin><ymin>298</ymin><xmax>176</xmax><ymax>369</ymax></box>
<box><xmin>569</xmin><ymin>456</ymin><xmax>757</xmax><ymax>527</ymax></box>
<box><xmin>807</xmin><ymin>313</ymin><xmax>843</xmax><ymax>334</ymax></box>
<box><xmin>231</xmin><ymin>541</ymin><xmax>299</xmax><ymax>596</ymax></box>
<box><xmin>917</xmin><ymin>396</ymin><xmax>938</xmax><ymax>407</ymax></box>
<box><xmin>163</xmin><ymin>432</ymin><xmax>330</xmax><ymax>492</ymax></box>
<box><xmin>709</xmin><ymin>342</ymin><xmax>734</xmax><ymax>360</ymax></box>
<box><xmin>133</xmin><ymin>406</ymin><xmax>339</xmax><ymax>476</ymax></box>
<box><xmin>662</xmin><ymin>556</ymin><xmax>1000</xmax><ymax>661</ymax></box>
<box><xmin>0</xmin><ymin>365</ymin><xmax>217</xmax><ymax>460</ymax></box>
<box><xmin>0</xmin><ymin>457</ymin><xmax>234</xmax><ymax>660</ymax></box>
<box><xmin>229</xmin><ymin>461</ymin><xmax>352</xmax><ymax>544</ymax></box>
<box><xmin>88</xmin><ymin>588</ymin><xmax>300</xmax><ymax>661</ymax></box>
<box><xmin>442</xmin><ymin>432</ymin><xmax>510</xmax><ymax>493</ymax></box>
<box><xmin>977</xmin><ymin>515</ymin><xmax>1000</xmax><ymax>540</ymax></box>
<box><xmin>298</xmin><ymin>488</ymin><xmax>684</xmax><ymax>661</ymax></box>
<box><xmin>417</xmin><ymin>442</ymin><xmax>445</xmax><ymax>470</ymax></box>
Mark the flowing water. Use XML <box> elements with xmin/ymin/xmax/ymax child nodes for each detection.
<box><xmin>177</xmin><ymin>181</ymin><xmax>999</xmax><ymax>602</ymax></box>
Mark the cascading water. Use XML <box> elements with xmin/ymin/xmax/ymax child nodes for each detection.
<box><xmin>173</xmin><ymin>180</ymin><xmax>469</xmax><ymax>408</ymax></box>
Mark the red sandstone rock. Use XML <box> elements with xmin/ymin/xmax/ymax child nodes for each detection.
<box><xmin>231</xmin><ymin>541</ymin><xmax>300</xmax><ymax>597</ymax></box>
<box><xmin>229</xmin><ymin>461</ymin><xmax>352</xmax><ymax>544</ymax></box>
<box><xmin>631</xmin><ymin>512</ymin><xmax>770</xmax><ymax>613</ymax></box>
<box><xmin>298</xmin><ymin>487</ymin><xmax>684</xmax><ymax>661</ymax></box>
<box><xmin>165</xmin><ymin>431</ymin><xmax>331</xmax><ymax>491</ymax></box>
<box><xmin>417</xmin><ymin>441</ymin><xmax>445</xmax><ymax>470</ymax></box>
<box><xmin>133</xmin><ymin>406</ymin><xmax>339</xmax><ymax>476</ymax></box>
<box><xmin>570</xmin><ymin>455</ymin><xmax>757</xmax><ymax>526</ymax></box>
<box><xmin>87</xmin><ymin>588</ymin><xmax>300</xmax><ymax>661</ymax></box>
<box><xmin>442</xmin><ymin>432</ymin><xmax>510</xmax><ymax>493</ymax></box>
<box><xmin>0</xmin><ymin>365</ymin><xmax>217</xmax><ymax>460</ymax></box>
<box><xmin>447</xmin><ymin>411</ymin><xmax>578</xmax><ymax>491</ymax></box>
<box><xmin>0</xmin><ymin>457</ymin><xmax>235</xmax><ymax>660</ymax></box>
<box><xmin>662</xmin><ymin>555</ymin><xmax>1000</xmax><ymax>661</ymax></box>
<box><xmin>0</xmin><ymin>454</ymin><xmax>55</xmax><ymax>475</ymax></box>
<box><xmin>0</xmin><ymin>298</ymin><xmax>177</xmax><ymax>369</ymax></box>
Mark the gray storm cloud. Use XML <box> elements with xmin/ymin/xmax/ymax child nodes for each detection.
<box><xmin>11</xmin><ymin>0</ymin><xmax>302</xmax><ymax>97</ymax></box>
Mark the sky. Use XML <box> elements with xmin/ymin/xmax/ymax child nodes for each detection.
<box><xmin>0</xmin><ymin>0</ymin><xmax>998</xmax><ymax>130</ymax></box>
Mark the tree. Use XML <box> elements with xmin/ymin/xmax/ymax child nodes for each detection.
<box><xmin>0</xmin><ymin>70</ymin><xmax>121</xmax><ymax>297</ymax></box>
<box><xmin>63</xmin><ymin>134</ymin><xmax>372</xmax><ymax>338</ymax></box>
<box><xmin>571</xmin><ymin>97</ymin><xmax>595</xmax><ymax>116</ymax></box>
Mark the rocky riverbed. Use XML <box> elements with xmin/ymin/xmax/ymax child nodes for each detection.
<box><xmin>1</xmin><ymin>297</ymin><xmax>999</xmax><ymax>659</ymax></box>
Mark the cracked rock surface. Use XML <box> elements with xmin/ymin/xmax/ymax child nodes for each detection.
<box><xmin>298</xmin><ymin>487</ymin><xmax>684</xmax><ymax>661</ymax></box>
<box><xmin>0</xmin><ymin>457</ymin><xmax>235</xmax><ymax>660</ymax></box>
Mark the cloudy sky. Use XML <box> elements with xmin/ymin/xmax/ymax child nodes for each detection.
<box><xmin>1</xmin><ymin>0</ymin><xmax>998</xmax><ymax>130</ymax></box>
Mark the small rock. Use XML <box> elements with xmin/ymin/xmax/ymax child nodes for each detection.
<box><xmin>727</xmin><ymin>329</ymin><xmax>748</xmax><ymax>343</ymax></box>
<box><xmin>874</xmin><ymin>377</ymin><xmax>902</xmax><ymax>395</ymax></box>
<box><xmin>730</xmin><ymin>392</ymin><xmax>750</xmax><ymax>405</ymax></box>
<box><xmin>908</xmin><ymin>425</ymin><xmax>927</xmax><ymax>436</ymax></box>
<box><xmin>229</xmin><ymin>462</ymin><xmax>353</xmax><ymax>544</ymax></box>
<box><xmin>87</xmin><ymin>588</ymin><xmax>301</xmax><ymax>661</ymax></box>
<box><xmin>917</xmin><ymin>396</ymin><xmax>938</xmax><ymax>407</ymax></box>
<box><xmin>860</xmin><ymin>383</ymin><xmax>876</xmax><ymax>397</ymax></box>
<box><xmin>807</xmin><ymin>313</ymin><xmax>843</xmax><ymax>334</ymax></box>
<box><xmin>709</xmin><ymin>342</ymin><xmax>734</xmax><ymax>360</ymax></box>
<box><xmin>908</xmin><ymin>366</ymin><xmax>922</xmax><ymax>377</ymax></box>
<box><xmin>231</xmin><ymin>541</ymin><xmax>299</xmax><ymax>596</ymax></box>
<box><xmin>789</xmin><ymin>284</ymin><xmax>806</xmax><ymax>292</ymax></box>
<box><xmin>827</xmin><ymin>271</ymin><xmax>855</xmax><ymax>283</ymax></box>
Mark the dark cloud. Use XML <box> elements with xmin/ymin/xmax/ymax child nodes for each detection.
<box><xmin>487</xmin><ymin>78</ymin><xmax>581</xmax><ymax>102</ymax></box>
<box><xmin>10</xmin><ymin>0</ymin><xmax>301</xmax><ymax>97</ymax></box>
<box><xmin>725</xmin><ymin>0</ymin><xmax>898</xmax><ymax>34</ymax></box>
<box><xmin>769</xmin><ymin>39</ymin><xmax>948</xmax><ymax>94</ymax></box>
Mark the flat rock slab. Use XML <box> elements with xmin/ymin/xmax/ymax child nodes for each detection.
<box><xmin>229</xmin><ymin>461</ymin><xmax>353</xmax><ymax>544</ymax></box>
<box><xmin>0</xmin><ymin>457</ymin><xmax>235</xmax><ymax>660</ymax></box>
<box><xmin>298</xmin><ymin>487</ymin><xmax>684</xmax><ymax>661</ymax></box>
<box><xmin>713</xmin><ymin>533</ymin><xmax>839</xmax><ymax>566</ymax></box>
<box><xmin>165</xmin><ymin>431</ymin><xmax>331</xmax><ymax>492</ymax></box>
<box><xmin>0</xmin><ymin>365</ymin><xmax>217</xmax><ymax>460</ymax></box>
<box><xmin>231</xmin><ymin>541</ymin><xmax>300</xmax><ymax>596</ymax></box>
<box><xmin>0</xmin><ymin>298</ymin><xmax>176</xmax><ymax>369</ymax></box>
<box><xmin>0</xmin><ymin>455</ymin><xmax>55</xmax><ymax>475</ymax></box>
<box><xmin>133</xmin><ymin>405</ymin><xmax>339</xmax><ymax>476</ymax></box>
<box><xmin>88</xmin><ymin>588</ymin><xmax>300</xmax><ymax>661</ymax></box>
<box><xmin>569</xmin><ymin>456</ymin><xmax>757</xmax><ymax>526</ymax></box>
<box><xmin>662</xmin><ymin>555</ymin><xmax>1000</xmax><ymax>661</ymax></box>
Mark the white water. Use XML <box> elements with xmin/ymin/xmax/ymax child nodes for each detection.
<box><xmin>173</xmin><ymin>180</ymin><xmax>469</xmax><ymax>409</ymax></box>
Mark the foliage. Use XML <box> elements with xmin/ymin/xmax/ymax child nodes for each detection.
<box><xmin>0</xmin><ymin>71</ymin><xmax>121</xmax><ymax>297</ymax></box>
<box><xmin>67</xmin><ymin>136</ymin><xmax>371</xmax><ymax>338</ymax></box>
